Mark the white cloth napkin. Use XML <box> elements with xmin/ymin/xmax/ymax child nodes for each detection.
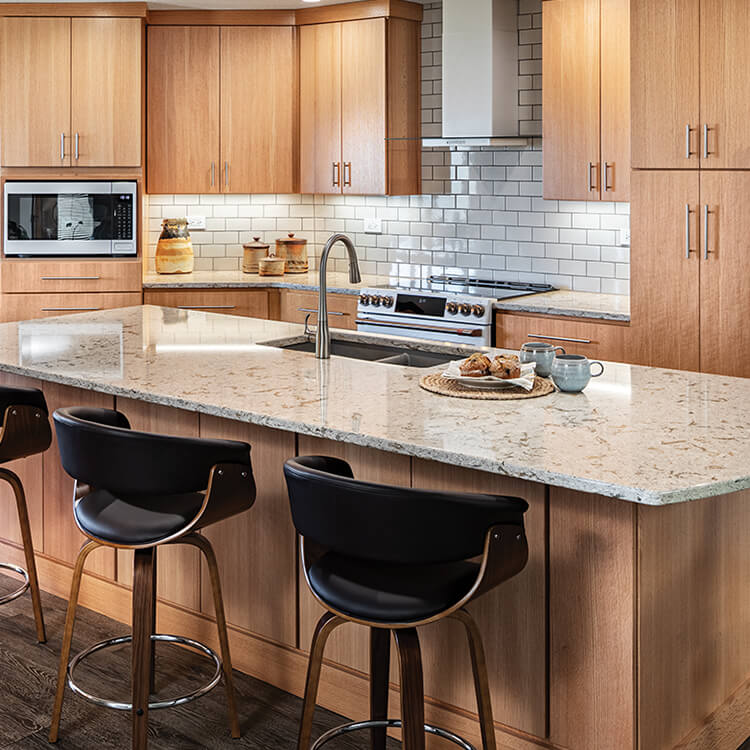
<box><xmin>443</xmin><ymin>360</ymin><xmax>537</xmax><ymax>391</ymax></box>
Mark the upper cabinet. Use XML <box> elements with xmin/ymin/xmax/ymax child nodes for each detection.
<box><xmin>0</xmin><ymin>16</ymin><xmax>142</xmax><ymax>168</ymax></box>
<box><xmin>632</xmin><ymin>0</ymin><xmax>750</xmax><ymax>169</ymax></box>
<box><xmin>299</xmin><ymin>17</ymin><xmax>420</xmax><ymax>196</ymax></box>
<box><xmin>147</xmin><ymin>25</ymin><xmax>297</xmax><ymax>195</ymax></box>
<box><xmin>543</xmin><ymin>0</ymin><xmax>630</xmax><ymax>202</ymax></box>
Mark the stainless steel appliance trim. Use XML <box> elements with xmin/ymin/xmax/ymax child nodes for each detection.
<box><xmin>356</xmin><ymin>317</ymin><xmax>484</xmax><ymax>337</ymax></box>
<box><xmin>344</xmin><ymin>162</ymin><xmax>352</xmax><ymax>187</ymax></box>
<box><xmin>332</xmin><ymin>162</ymin><xmax>340</xmax><ymax>187</ymax></box>
<box><xmin>528</xmin><ymin>333</ymin><xmax>592</xmax><ymax>344</ymax></box>
<box><xmin>40</xmin><ymin>276</ymin><xmax>102</xmax><ymax>281</ymax></box>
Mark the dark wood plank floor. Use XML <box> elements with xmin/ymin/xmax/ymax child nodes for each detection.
<box><xmin>0</xmin><ymin>573</ymin><xmax>399</xmax><ymax>749</ymax></box>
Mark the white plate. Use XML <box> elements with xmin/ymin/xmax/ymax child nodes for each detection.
<box><xmin>442</xmin><ymin>360</ymin><xmax>537</xmax><ymax>391</ymax></box>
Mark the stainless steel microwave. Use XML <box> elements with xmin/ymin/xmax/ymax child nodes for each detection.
<box><xmin>3</xmin><ymin>181</ymin><xmax>137</xmax><ymax>257</ymax></box>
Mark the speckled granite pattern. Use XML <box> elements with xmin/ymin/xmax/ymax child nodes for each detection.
<box><xmin>0</xmin><ymin>305</ymin><xmax>740</xmax><ymax>507</ymax></box>
<box><xmin>495</xmin><ymin>290</ymin><xmax>630</xmax><ymax>321</ymax></box>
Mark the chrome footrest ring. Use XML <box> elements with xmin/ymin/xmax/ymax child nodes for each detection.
<box><xmin>67</xmin><ymin>633</ymin><xmax>222</xmax><ymax>711</ymax></box>
<box><xmin>310</xmin><ymin>718</ymin><xmax>476</xmax><ymax>750</ymax></box>
<box><xmin>0</xmin><ymin>562</ymin><xmax>30</xmax><ymax>605</ymax></box>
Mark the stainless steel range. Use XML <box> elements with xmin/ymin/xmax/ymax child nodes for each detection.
<box><xmin>356</xmin><ymin>276</ymin><xmax>556</xmax><ymax>347</ymax></box>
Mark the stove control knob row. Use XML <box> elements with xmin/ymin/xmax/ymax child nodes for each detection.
<box><xmin>360</xmin><ymin>294</ymin><xmax>394</xmax><ymax>307</ymax></box>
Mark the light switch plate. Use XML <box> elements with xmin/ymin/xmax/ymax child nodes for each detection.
<box><xmin>619</xmin><ymin>229</ymin><xmax>631</xmax><ymax>247</ymax></box>
<box><xmin>364</xmin><ymin>217</ymin><xmax>383</xmax><ymax>234</ymax></box>
<box><xmin>187</xmin><ymin>215</ymin><xmax>206</xmax><ymax>231</ymax></box>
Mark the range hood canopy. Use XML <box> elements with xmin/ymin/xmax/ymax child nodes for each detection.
<box><xmin>425</xmin><ymin>0</ymin><xmax>528</xmax><ymax>148</ymax></box>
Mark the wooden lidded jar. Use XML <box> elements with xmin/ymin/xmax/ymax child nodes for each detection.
<box><xmin>258</xmin><ymin>254</ymin><xmax>286</xmax><ymax>276</ymax></box>
<box><xmin>242</xmin><ymin>236</ymin><xmax>270</xmax><ymax>274</ymax></box>
<box><xmin>155</xmin><ymin>218</ymin><xmax>193</xmax><ymax>274</ymax></box>
<box><xmin>275</xmin><ymin>233</ymin><xmax>308</xmax><ymax>274</ymax></box>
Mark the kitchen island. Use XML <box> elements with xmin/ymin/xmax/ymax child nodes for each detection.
<box><xmin>0</xmin><ymin>306</ymin><xmax>745</xmax><ymax>750</ymax></box>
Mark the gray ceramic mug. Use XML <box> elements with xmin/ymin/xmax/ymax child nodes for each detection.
<box><xmin>550</xmin><ymin>354</ymin><xmax>604</xmax><ymax>393</ymax></box>
<box><xmin>519</xmin><ymin>341</ymin><xmax>566</xmax><ymax>378</ymax></box>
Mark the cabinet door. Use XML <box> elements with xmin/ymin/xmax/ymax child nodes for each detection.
<box><xmin>279</xmin><ymin>289</ymin><xmax>358</xmax><ymax>330</ymax></box>
<box><xmin>299</xmin><ymin>23</ymin><xmax>342</xmax><ymax>195</ymax></box>
<box><xmin>220</xmin><ymin>26</ymin><xmax>296</xmax><ymax>194</ymax></box>
<box><xmin>600</xmin><ymin>0</ymin><xmax>630</xmax><ymax>201</ymax></box>
<box><xmin>147</xmin><ymin>26</ymin><xmax>220</xmax><ymax>194</ymax></box>
<box><xmin>341</xmin><ymin>19</ymin><xmax>386</xmax><ymax>195</ymax></box>
<box><xmin>542</xmin><ymin>0</ymin><xmax>601</xmax><ymax>200</ymax></box>
<box><xmin>71</xmin><ymin>18</ymin><xmax>142</xmax><ymax>167</ymax></box>
<box><xmin>700</xmin><ymin>0</ymin><xmax>750</xmax><ymax>169</ymax></box>
<box><xmin>631</xmin><ymin>0</ymin><xmax>700</xmax><ymax>169</ymax></box>
<box><xmin>699</xmin><ymin>172</ymin><xmax>750</xmax><ymax>376</ymax></box>
<box><xmin>0</xmin><ymin>17</ymin><xmax>71</xmax><ymax>167</ymax></box>
<box><xmin>0</xmin><ymin>293</ymin><xmax>143</xmax><ymax>323</ymax></box>
<box><xmin>143</xmin><ymin>289</ymin><xmax>269</xmax><ymax>319</ymax></box>
<box><xmin>630</xmin><ymin>171</ymin><xmax>700</xmax><ymax>371</ymax></box>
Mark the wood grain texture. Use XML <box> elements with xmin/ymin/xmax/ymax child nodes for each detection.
<box><xmin>698</xmin><ymin>172</ymin><xmax>750</xmax><ymax>377</ymax></box>
<box><xmin>631</xmin><ymin>0</ymin><xmax>700</xmax><ymax>168</ymax></box>
<box><xmin>638</xmin><ymin>490</ymin><xmax>750</xmax><ymax>750</ymax></box>
<box><xmin>297</xmin><ymin>0</ymin><xmax>422</xmax><ymax>25</ymax></box>
<box><xmin>299</xmin><ymin>22</ymin><xmax>342</xmax><ymax>195</ymax></box>
<box><xmin>131</xmin><ymin>547</ymin><xmax>155</xmax><ymax>748</ymax></box>
<box><xmin>0</xmin><ymin>292</ymin><xmax>142</xmax><ymax>323</ymax></box>
<box><xmin>0</xmin><ymin>17</ymin><xmax>71</xmax><ymax>168</ymax></box>
<box><xmin>700</xmin><ymin>0</ymin><xmax>750</xmax><ymax>168</ymax></box>
<box><xmin>1</xmin><ymin>259</ymin><xmax>142</xmax><ymax>294</ymax></box>
<box><xmin>199</xmin><ymin>416</ymin><xmax>297</xmax><ymax>647</ymax></box>
<box><xmin>146</xmin><ymin>9</ymin><xmax>295</xmax><ymax>26</ymax></box>
<box><xmin>146</xmin><ymin>25</ymin><xmax>220</xmax><ymax>194</ymax></box>
<box><xmin>542</xmin><ymin>0</ymin><xmax>601</xmax><ymax>200</ymax></box>
<box><xmin>549</xmin><ymin>487</ymin><xmax>635</xmax><ymax>750</ymax></box>
<box><xmin>630</xmin><ymin>170</ymin><xmax>700</xmax><ymax>370</ymax></box>
<box><xmin>0</xmin><ymin>3</ymin><xmax>147</xmax><ymax>16</ymax></box>
<box><xmin>600</xmin><ymin>0</ymin><xmax>629</xmax><ymax>201</ymax></box>
<box><xmin>220</xmin><ymin>26</ymin><xmax>297</xmax><ymax>194</ymax></box>
<box><xmin>142</xmin><ymin>289</ymin><xmax>269</xmax><ymax>319</ymax></box>
<box><xmin>341</xmin><ymin>18</ymin><xmax>387</xmax><ymax>195</ymax></box>
<box><xmin>113</xmin><ymin>399</ymin><xmax>201</xmax><ymax>611</ymax></box>
<box><xmin>71</xmin><ymin>18</ymin><xmax>142</xmax><ymax>168</ymax></box>
<box><xmin>279</xmin><ymin>289</ymin><xmax>357</xmax><ymax>329</ymax></box>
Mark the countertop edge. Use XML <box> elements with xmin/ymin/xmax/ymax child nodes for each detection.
<box><xmin>493</xmin><ymin>302</ymin><xmax>631</xmax><ymax>322</ymax></box>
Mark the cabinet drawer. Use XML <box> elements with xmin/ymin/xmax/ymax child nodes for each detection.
<box><xmin>1</xmin><ymin>292</ymin><xmax>142</xmax><ymax>322</ymax></box>
<box><xmin>1</xmin><ymin>260</ymin><xmax>142</xmax><ymax>294</ymax></box>
<box><xmin>143</xmin><ymin>289</ymin><xmax>269</xmax><ymax>319</ymax></box>
<box><xmin>279</xmin><ymin>289</ymin><xmax>357</xmax><ymax>330</ymax></box>
<box><xmin>495</xmin><ymin>312</ymin><xmax>629</xmax><ymax>362</ymax></box>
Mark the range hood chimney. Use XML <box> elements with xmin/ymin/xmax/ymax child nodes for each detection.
<box><xmin>424</xmin><ymin>0</ymin><xmax>529</xmax><ymax>148</ymax></box>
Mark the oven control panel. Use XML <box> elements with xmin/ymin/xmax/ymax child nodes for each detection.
<box><xmin>357</xmin><ymin>288</ymin><xmax>493</xmax><ymax>324</ymax></box>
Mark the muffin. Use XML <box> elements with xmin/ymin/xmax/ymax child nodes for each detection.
<box><xmin>459</xmin><ymin>353</ymin><xmax>491</xmax><ymax>377</ymax></box>
<box><xmin>490</xmin><ymin>355</ymin><xmax>522</xmax><ymax>379</ymax></box>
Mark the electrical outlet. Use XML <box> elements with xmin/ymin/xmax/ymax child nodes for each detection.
<box><xmin>619</xmin><ymin>229</ymin><xmax>631</xmax><ymax>247</ymax></box>
<box><xmin>187</xmin><ymin>215</ymin><xmax>206</xmax><ymax>231</ymax></box>
<box><xmin>364</xmin><ymin>217</ymin><xmax>383</xmax><ymax>234</ymax></box>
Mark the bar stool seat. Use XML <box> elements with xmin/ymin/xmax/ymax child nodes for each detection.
<box><xmin>0</xmin><ymin>386</ymin><xmax>47</xmax><ymax>423</ymax></box>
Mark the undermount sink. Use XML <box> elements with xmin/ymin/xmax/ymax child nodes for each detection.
<box><xmin>264</xmin><ymin>337</ymin><xmax>456</xmax><ymax>368</ymax></box>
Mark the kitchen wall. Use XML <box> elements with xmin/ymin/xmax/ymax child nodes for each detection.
<box><xmin>147</xmin><ymin>0</ymin><xmax>630</xmax><ymax>295</ymax></box>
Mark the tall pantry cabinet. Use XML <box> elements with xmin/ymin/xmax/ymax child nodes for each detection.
<box><xmin>630</xmin><ymin>0</ymin><xmax>750</xmax><ymax>376</ymax></box>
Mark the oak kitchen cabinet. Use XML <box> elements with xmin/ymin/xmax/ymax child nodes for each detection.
<box><xmin>278</xmin><ymin>289</ymin><xmax>357</xmax><ymax>330</ymax></box>
<box><xmin>147</xmin><ymin>25</ymin><xmax>296</xmax><ymax>195</ymax></box>
<box><xmin>0</xmin><ymin>16</ymin><xmax>142</xmax><ymax>168</ymax></box>
<box><xmin>299</xmin><ymin>17</ymin><xmax>421</xmax><ymax>196</ymax></box>
<box><xmin>543</xmin><ymin>0</ymin><xmax>630</xmax><ymax>201</ymax></box>
<box><xmin>143</xmin><ymin>289</ymin><xmax>270</xmax><ymax>319</ymax></box>
<box><xmin>631</xmin><ymin>0</ymin><xmax>750</xmax><ymax>169</ymax></box>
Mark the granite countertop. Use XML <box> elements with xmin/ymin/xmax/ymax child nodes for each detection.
<box><xmin>0</xmin><ymin>305</ymin><xmax>743</xmax><ymax>507</ymax></box>
<box><xmin>143</xmin><ymin>271</ymin><xmax>631</xmax><ymax>322</ymax></box>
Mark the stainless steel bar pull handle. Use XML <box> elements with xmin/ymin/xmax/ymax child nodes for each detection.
<box><xmin>604</xmin><ymin>162</ymin><xmax>613</xmax><ymax>192</ymax></box>
<box><xmin>224</xmin><ymin>161</ymin><xmax>229</xmax><ymax>188</ymax></box>
<box><xmin>41</xmin><ymin>276</ymin><xmax>101</xmax><ymax>281</ymax></box>
<box><xmin>177</xmin><ymin>305</ymin><xmax>236</xmax><ymax>310</ymax></box>
<box><xmin>211</xmin><ymin>162</ymin><xmax>215</xmax><ymax>187</ymax></box>
<box><xmin>332</xmin><ymin>162</ymin><xmax>340</xmax><ymax>187</ymax></box>
<box><xmin>703</xmin><ymin>124</ymin><xmax>713</xmax><ymax>159</ymax></box>
<box><xmin>344</xmin><ymin>162</ymin><xmax>352</xmax><ymax>187</ymax></box>
<box><xmin>42</xmin><ymin>307</ymin><xmax>101</xmax><ymax>312</ymax></box>
<box><xmin>528</xmin><ymin>333</ymin><xmax>592</xmax><ymax>345</ymax></box>
<box><xmin>74</xmin><ymin>133</ymin><xmax>79</xmax><ymax>161</ymax></box>
<box><xmin>685</xmin><ymin>204</ymin><xmax>693</xmax><ymax>258</ymax></box>
<box><xmin>298</xmin><ymin>307</ymin><xmax>345</xmax><ymax>317</ymax></box>
<box><xmin>60</xmin><ymin>133</ymin><xmax>65</xmax><ymax>161</ymax></box>
<box><xmin>703</xmin><ymin>204</ymin><xmax>710</xmax><ymax>260</ymax></box>
<box><xmin>685</xmin><ymin>125</ymin><xmax>695</xmax><ymax>159</ymax></box>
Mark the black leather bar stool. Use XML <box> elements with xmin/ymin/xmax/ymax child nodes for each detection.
<box><xmin>0</xmin><ymin>386</ymin><xmax>51</xmax><ymax>643</ymax></box>
<box><xmin>48</xmin><ymin>406</ymin><xmax>256</xmax><ymax>750</ymax></box>
<box><xmin>284</xmin><ymin>456</ymin><xmax>529</xmax><ymax>750</ymax></box>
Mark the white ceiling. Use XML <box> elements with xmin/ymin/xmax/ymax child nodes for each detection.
<box><xmin>2</xmin><ymin>0</ymin><xmax>428</xmax><ymax>8</ymax></box>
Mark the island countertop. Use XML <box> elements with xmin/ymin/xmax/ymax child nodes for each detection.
<box><xmin>0</xmin><ymin>305</ymin><xmax>737</xmax><ymax>506</ymax></box>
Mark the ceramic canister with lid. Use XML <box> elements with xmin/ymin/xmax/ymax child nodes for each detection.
<box><xmin>275</xmin><ymin>233</ymin><xmax>308</xmax><ymax>274</ymax></box>
<box><xmin>242</xmin><ymin>237</ymin><xmax>270</xmax><ymax>274</ymax></box>
<box><xmin>155</xmin><ymin>218</ymin><xmax>193</xmax><ymax>274</ymax></box>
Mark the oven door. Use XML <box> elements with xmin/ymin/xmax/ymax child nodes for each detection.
<box><xmin>356</xmin><ymin>313</ymin><xmax>492</xmax><ymax>346</ymax></box>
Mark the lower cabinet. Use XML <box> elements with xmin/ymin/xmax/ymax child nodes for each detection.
<box><xmin>143</xmin><ymin>289</ymin><xmax>269</xmax><ymax>319</ymax></box>
<box><xmin>278</xmin><ymin>289</ymin><xmax>358</xmax><ymax>330</ymax></box>
<box><xmin>495</xmin><ymin>312</ymin><xmax>630</xmax><ymax>362</ymax></box>
<box><xmin>1</xmin><ymin>292</ymin><xmax>143</xmax><ymax>323</ymax></box>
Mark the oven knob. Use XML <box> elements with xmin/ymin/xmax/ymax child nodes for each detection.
<box><xmin>372</xmin><ymin>295</ymin><xmax>383</xmax><ymax>307</ymax></box>
<box><xmin>459</xmin><ymin>303</ymin><xmax>472</xmax><ymax>316</ymax></box>
<box><xmin>360</xmin><ymin>294</ymin><xmax>373</xmax><ymax>306</ymax></box>
<box><xmin>381</xmin><ymin>296</ymin><xmax>393</xmax><ymax>307</ymax></box>
<box><xmin>446</xmin><ymin>302</ymin><xmax>458</xmax><ymax>315</ymax></box>
<box><xmin>472</xmin><ymin>304</ymin><xmax>486</xmax><ymax>317</ymax></box>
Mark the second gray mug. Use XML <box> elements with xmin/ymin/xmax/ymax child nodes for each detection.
<box><xmin>519</xmin><ymin>341</ymin><xmax>566</xmax><ymax>378</ymax></box>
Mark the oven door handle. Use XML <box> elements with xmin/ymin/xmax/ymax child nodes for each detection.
<box><xmin>356</xmin><ymin>317</ymin><xmax>484</xmax><ymax>337</ymax></box>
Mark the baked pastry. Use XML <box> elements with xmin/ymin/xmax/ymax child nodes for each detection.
<box><xmin>459</xmin><ymin>353</ymin><xmax>491</xmax><ymax>377</ymax></box>
<box><xmin>490</xmin><ymin>355</ymin><xmax>522</xmax><ymax>379</ymax></box>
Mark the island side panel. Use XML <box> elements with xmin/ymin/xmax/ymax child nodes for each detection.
<box><xmin>199</xmin><ymin>415</ymin><xmax>297</xmax><ymax>647</ymax></box>
<box><xmin>638</xmin><ymin>490</ymin><xmax>750</xmax><ymax>750</ymax></box>
<box><xmin>549</xmin><ymin>487</ymin><xmax>636</xmax><ymax>750</ymax></box>
<box><xmin>114</xmin><ymin>398</ymin><xmax>202</xmax><ymax>611</ymax></box>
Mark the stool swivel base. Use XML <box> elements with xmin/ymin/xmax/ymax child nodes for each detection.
<box><xmin>311</xmin><ymin>719</ymin><xmax>476</xmax><ymax>750</ymax></box>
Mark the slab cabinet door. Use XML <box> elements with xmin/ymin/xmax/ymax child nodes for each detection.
<box><xmin>631</xmin><ymin>0</ymin><xmax>700</xmax><ymax>169</ymax></box>
<box><xmin>700</xmin><ymin>0</ymin><xmax>750</xmax><ymax>168</ymax></box>
<box><xmin>542</xmin><ymin>0</ymin><xmax>601</xmax><ymax>201</ymax></box>
<box><xmin>299</xmin><ymin>22</ymin><xmax>342</xmax><ymax>195</ymax></box>
<box><xmin>220</xmin><ymin>26</ymin><xmax>297</xmax><ymax>194</ymax></box>
<box><xmin>630</xmin><ymin>170</ymin><xmax>700</xmax><ymax>371</ymax></box>
<box><xmin>147</xmin><ymin>26</ymin><xmax>220</xmax><ymax>194</ymax></box>
<box><xmin>0</xmin><ymin>17</ymin><xmax>71</xmax><ymax>167</ymax></box>
<box><xmin>71</xmin><ymin>18</ymin><xmax>142</xmax><ymax>167</ymax></box>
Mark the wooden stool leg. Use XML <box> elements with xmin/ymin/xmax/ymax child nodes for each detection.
<box><xmin>0</xmin><ymin>468</ymin><xmax>45</xmax><ymax>642</ymax></box>
<box><xmin>370</xmin><ymin>627</ymin><xmax>391</xmax><ymax>750</ymax></box>
<box><xmin>452</xmin><ymin>609</ymin><xmax>497</xmax><ymax>750</ymax></box>
<box><xmin>393</xmin><ymin>628</ymin><xmax>425</xmax><ymax>750</ymax></box>
<box><xmin>132</xmin><ymin>548</ymin><xmax>155</xmax><ymax>750</ymax></box>
<box><xmin>298</xmin><ymin>612</ymin><xmax>346</xmax><ymax>750</ymax></box>
<box><xmin>178</xmin><ymin>533</ymin><xmax>240</xmax><ymax>738</ymax></box>
<box><xmin>48</xmin><ymin>540</ymin><xmax>102</xmax><ymax>743</ymax></box>
<box><xmin>149</xmin><ymin>547</ymin><xmax>157</xmax><ymax>695</ymax></box>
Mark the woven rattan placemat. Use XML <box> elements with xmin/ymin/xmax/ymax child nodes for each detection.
<box><xmin>419</xmin><ymin>373</ymin><xmax>556</xmax><ymax>400</ymax></box>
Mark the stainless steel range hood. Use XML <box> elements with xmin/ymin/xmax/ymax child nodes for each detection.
<box><xmin>424</xmin><ymin>0</ymin><xmax>529</xmax><ymax>148</ymax></box>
